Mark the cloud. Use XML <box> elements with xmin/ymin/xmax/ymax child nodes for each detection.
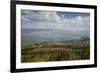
<box><xmin>21</xmin><ymin>10</ymin><xmax>90</xmax><ymax>32</ymax></box>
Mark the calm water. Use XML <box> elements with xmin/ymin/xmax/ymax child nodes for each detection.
<box><xmin>21</xmin><ymin>29</ymin><xmax>89</xmax><ymax>43</ymax></box>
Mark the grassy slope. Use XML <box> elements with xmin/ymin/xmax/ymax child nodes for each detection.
<box><xmin>21</xmin><ymin>41</ymin><xmax>90</xmax><ymax>63</ymax></box>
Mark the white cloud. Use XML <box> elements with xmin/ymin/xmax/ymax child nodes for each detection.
<box><xmin>21</xmin><ymin>10</ymin><xmax>90</xmax><ymax>32</ymax></box>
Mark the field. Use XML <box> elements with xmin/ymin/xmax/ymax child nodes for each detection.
<box><xmin>21</xmin><ymin>40</ymin><xmax>90</xmax><ymax>63</ymax></box>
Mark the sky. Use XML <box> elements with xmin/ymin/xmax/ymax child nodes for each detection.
<box><xmin>21</xmin><ymin>10</ymin><xmax>90</xmax><ymax>32</ymax></box>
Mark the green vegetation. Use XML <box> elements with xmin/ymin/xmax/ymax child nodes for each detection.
<box><xmin>21</xmin><ymin>40</ymin><xmax>90</xmax><ymax>63</ymax></box>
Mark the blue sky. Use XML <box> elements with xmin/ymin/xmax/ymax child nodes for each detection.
<box><xmin>57</xmin><ymin>12</ymin><xmax>90</xmax><ymax>19</ymax></box>
<box><xmin>21</xmin><ymin>10</ymin><xmax>90</xmax><ymax>32</ymax></box>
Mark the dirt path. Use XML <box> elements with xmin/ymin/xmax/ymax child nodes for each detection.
<box><xmin>31</xmin><ymin>48</ymin><xmax>72</xmax><ymax>53</ymax></box>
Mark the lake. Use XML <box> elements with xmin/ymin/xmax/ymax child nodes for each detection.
<box><xmin>21</xmin><ymin>29</ymin><xmax>89</xmax><ymax>43</ymax></box>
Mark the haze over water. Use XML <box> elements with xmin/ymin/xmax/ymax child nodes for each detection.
<box><xmin>21</xmin><ymin>10</ymin><xmax>90</xmax><ymax>43</ymax></box>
